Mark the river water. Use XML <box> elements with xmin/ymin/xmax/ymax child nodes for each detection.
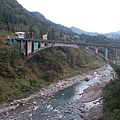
<box><xmin>1</xmin><ymin>65</ymin><xmax>113</xmax><ymax>120</ymax></box>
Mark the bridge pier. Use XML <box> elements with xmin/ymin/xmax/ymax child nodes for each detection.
<box><xmin>115</xmin><ymin>48</ymin><xmax>119</xmax><ymax>65</ymax></box>
<box><xmin>40</xmin><ymin>42</ymin><xmax>45</xmax><ymax>47</ymax></box>
<box><xmin>27</xmin><ymin>41</ymin><xmax>32</xmax><ymax>55</ymax></box>
<box><xmin>95</xmin><ymin>46</ymin><xmax>98</xmax><ymax>54</ymax></box>
<box><xmin>20</xmin><ymin>40</ymin><xmax>27</xmax><ymax>56</ymax></box>
<box><xmin>105</xmin><ymin>47</ymin><xmax>108</xmax><ymax>60</ymax></box>
<box><xmin>85</xmin><ymin>45</ymin><xmax>89</xmax><ymax>49</ymax></box>
<box><xmin>33</xmin><ymin>41</ymin><xmax>39</xmax><ymax>51</ymax></box>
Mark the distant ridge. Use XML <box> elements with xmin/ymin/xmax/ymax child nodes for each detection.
<box><xmin>70</xmin><ymin>26</ymin><xmax>120</xmax><ymax>39</ymax></box>
<box><xmin>105</xmin><ymin>31</ymin><xmax>120</xmax><ymax>39</ymax></box>
<box><xmin>70</xmin><ymin>26</ymin><xmax>100</xmax><ymax>36</ymax></box>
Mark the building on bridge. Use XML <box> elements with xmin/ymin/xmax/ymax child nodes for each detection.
<box><xmin>15</xmin><ymin>32</ymin><xmax>25</xmax><ymax>38</ymax></box>
<box><xmin>42</xmin><ymin>34</ymin><xmax>47</xmax><ymax>40</ymax></box>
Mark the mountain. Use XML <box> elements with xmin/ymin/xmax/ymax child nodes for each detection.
<box><xmin>0</xmin><ymin>0</ymin><xmax>29</xmax><ymax>15</ymax></box>
<box><xmin>30</xmin><ymin>12</ymin><xmax>46</xmax><ymax>22</ymax></box>
<box><xmin>108</xmin><ymin>31</ymin><xmax>120</xmax><ymax>35</ymax></box>
<box><xmin>70</xmin><ymin>26</ymin><xmax>100</xmax><ymax>36</ymax></box>
<box><xmin>30</xmin><ymin>12</ymin><xmax>74</xmax><ymax>36</ymax></box>
<box><xmin>70</xmin><ymin>26</ymin><xmax>120</xmax><ymax>39</ymax></box>
<box><xmin>105</xmin><ymin>31</ymin><xmax>120</xmax><ymax>39</ymax></box>
<box><xmin>0</xmin><ymin>0</ymin><xmax>74</xmax><ymax>41</ymax></box>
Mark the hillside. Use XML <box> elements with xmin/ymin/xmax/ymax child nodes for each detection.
<box><xmin>30</xmin><ymin>11</ymin><xmax>74</xmax><ymax>36</ymax></box>
<box><xmin>70</xmin><ymin>26</ymin><xmax>101</xmax><ymax>36</ymax></box>
<box><xmin>0</xmin><ymin>0</ymin><xmax>75</xmax><ymax>41</ymax></box>
<box><xmin>102</xmin><ymin>67</ymin><xmax>120</xmax><ymax>120</ymax></box>
<box><xmin>105</xmin><ymin>33</ymin><xmax>120</xmax><ymax>39</ymax></box>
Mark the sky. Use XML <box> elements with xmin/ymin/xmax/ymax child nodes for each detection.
<box><xmin>17</xmin><ymin>0</ymin><xmax>120</xmax><ymax>34</ymax></box>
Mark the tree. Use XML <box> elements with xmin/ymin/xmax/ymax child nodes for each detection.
<box><xmin>60</xmin><ymin>30</ymin><xmax>63</xmax><ymax>37</ymax></box>
<box><xmin>47</xmin><ymin>31</ymin><xmax>52</xmax><ymax>40</ymax></box>
<box><xmin>51</xmin><ymin>28</ymin><xmax>56</xmax><ymax>40</ymax></box>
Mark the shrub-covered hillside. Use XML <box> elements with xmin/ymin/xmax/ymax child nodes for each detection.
<box><xmin>102</xmin><ymin>67</ymin><xmax>120</xmax><ymax>120</ymax></box>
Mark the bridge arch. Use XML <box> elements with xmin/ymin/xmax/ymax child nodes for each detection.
<box><xmin>24</xmin><ymin>43</ymin><xmax>80</xmax><ymax>60</ymax></box>
<box><xmin>8</xmin><ymin>38</ymin><xmax>120</xmax><ymax>69</ymax></box>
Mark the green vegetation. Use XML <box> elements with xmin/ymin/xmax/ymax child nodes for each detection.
<box><xmin>102</xmin><ymin>67</ymin><xmax>120</xmax><ymax>120</ymax></box>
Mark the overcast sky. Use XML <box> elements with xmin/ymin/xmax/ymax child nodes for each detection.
<box><xmin>17</xmin><ymin>0</ymin><xmax>120</xmax><ymax>34</ymax></box>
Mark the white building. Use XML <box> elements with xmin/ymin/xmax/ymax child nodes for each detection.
<box><xmin>43</xmin><ymin>34</ymin><xmax>47</xmax><ymax>40</ymax></box>
<box><xmin>15</xmin><ymin>32</ymin><xmax>25</xmax><ymax>38</ymax></box>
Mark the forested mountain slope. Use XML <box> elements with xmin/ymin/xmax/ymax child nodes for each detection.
<box><xmin>0</xmin><ymin>0</ymin><xmax>74</xmax><ymax>40</ymax></box>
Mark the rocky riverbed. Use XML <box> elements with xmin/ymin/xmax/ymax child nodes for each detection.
<box><xmin>79</xmin><ymin>65</ymin><xmax>114</xmax><ymax>120</ymax></box>
<box><xmin>0</xmin><ymin>69</ymin><xmax>92</xmax><ymax>115</ymax></box>
<box><xmin>0</xmin><ymin>64</ymin><xmax>114</xmax><ymax>119</ymax></box>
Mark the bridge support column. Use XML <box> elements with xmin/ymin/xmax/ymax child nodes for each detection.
<box><xmin>20</xmin><ymin>40</ymin><xmax>26</xmax><ymax>56</ymax></box>
<box><xmin>40</xmin><ymin>42</ymin><xmax>45</xmax><ymax>47</ymax></box>
<box><xmin>27</xmin><ymin>41</ymin><xmax>32</xmax><ymax>55</ymax></box>
<box><xmin>105</xmin><ymin>47</ymin><xmax>108</xmax><ymax>60</ymax></box>
<box><xmin>33</xmin><ymin>41</ymin><xmax>38</xmax><ymax>51</ymax></box>
<box><xmin>95</xmin><ymin>46</ymin><xmax>98</xmax><ymax>54</ymax></box>
<box><xmin>78</xmin><ymin>45</ymin><xmax>81</xmax><ymax>49</ymax></box>
<box><xmin>85</xmin><ymin>45</ymin><xmax>89</xmax><ymax>49</ymax></box>
<box><xmin>115</xmin><ymin>48</ymin><xmax>118</xmax><ymax>65</ymax></box>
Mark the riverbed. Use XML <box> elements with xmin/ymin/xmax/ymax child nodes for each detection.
<box><xmin>0</xmin><ymin>64</ymin><xmax>114</xmax><ymax>120</ymax></box>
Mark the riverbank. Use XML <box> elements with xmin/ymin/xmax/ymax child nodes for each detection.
<box><xmin>0</xmin><ymin>71</ymin><xmax>88</xmax><ymax>114</ymax></box>
<box><xmin>79</xmin><ymin>65</ymin><xmax>114</xmax><ymax>120</ymax></box>
<box><xmin>0</xmin><ymin>64</ymin><xmax>114</xmax><ymax>119</ymax></box>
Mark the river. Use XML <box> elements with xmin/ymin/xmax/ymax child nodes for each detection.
<box><xmin>0</xmin><ymin>64</ymin><xmax>113</xmax><ymax>120</ymax></box>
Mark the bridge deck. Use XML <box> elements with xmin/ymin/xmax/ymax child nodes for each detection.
<box><xmin>14</xmin><ymin>38</ymin><xmax>120</xmax><ymax>49</ymax></box>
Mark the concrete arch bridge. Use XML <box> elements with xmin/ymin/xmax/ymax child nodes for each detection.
<box><xmin>9</xmin><ymin>38</ymin><xmax>120</xmax><ymax>69</ymax></box>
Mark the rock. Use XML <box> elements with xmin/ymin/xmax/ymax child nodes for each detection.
<box><xmin>64</xmin><ymin>110</ymin><xmax>72</xmax><ymax>114</ymax></box>
<box><xmin>33</xmin><ymin>106</ymin><xmax>39</xmax><ymax>111</ymax></box>
<box><xmin>85</xmin><ymin>77</ymin><xmax>90</xmax><ymax>81</ymax></box>
<box><xmin>93</xmin><ymin>101</ymin><xmax>97</xmax><ymax>104</ymax></box>
<box><xmin>81</xmin><ymin>104</ymin><xmax>85</xmax><ymax>108</ymax></box>
<box><xmin>79</xmin><ymin>112</ymin><xmax>84</xmax><ymax>118</ymax></box>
